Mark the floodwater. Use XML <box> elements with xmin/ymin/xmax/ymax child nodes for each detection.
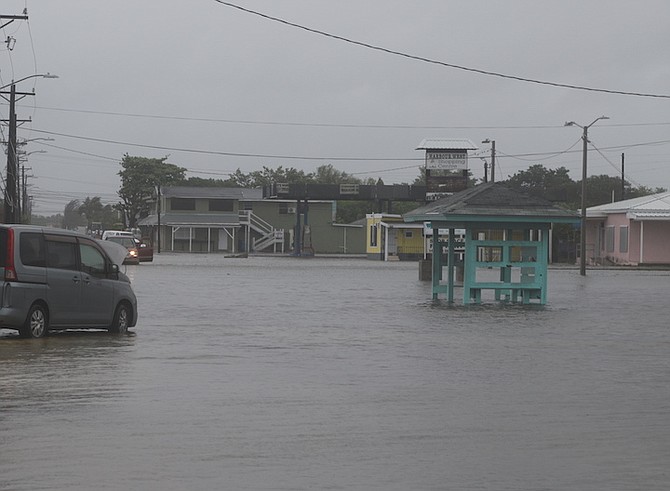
<box><xmin>1</xmin><ymin>255</ymin><xmax>669</xmax><ymax>491</ymax></box>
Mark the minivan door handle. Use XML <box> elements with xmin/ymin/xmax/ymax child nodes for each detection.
<box><xmin>72</xmin><ymin>276</ymin><xmax>81</xmax><ymax>284</ymax></box>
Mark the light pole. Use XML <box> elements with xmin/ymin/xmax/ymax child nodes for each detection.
<box><xmin>564</xmin><ymin>116</ymin><xmax>609</xmax><ymax>276</ymax></box>
<box><xmin>1</xmin><ymin>73</ymin><xmax>57</xmax><ymax>223</ymax></box>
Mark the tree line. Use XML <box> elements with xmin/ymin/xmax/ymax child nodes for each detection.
<box><xmin>51</xmin><ymin>155</ymin><xmax>664</xmax><ymax>231</ymax></box>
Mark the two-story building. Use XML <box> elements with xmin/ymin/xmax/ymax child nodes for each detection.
<box><xmin>138</xmin><ymin>186</ymin><xmax>366</xmax><ymax>255</ymax></box>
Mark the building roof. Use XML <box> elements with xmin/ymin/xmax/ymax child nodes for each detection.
<box><xmin>404</xmin><ymin>182</ymin><xmax>579</xmax><ymax>225</ymax></box>
<box><xmin>415</xmin><ymin>138</ymin><xmax>478</xmax><ymax>151</ymax></box>
<box><xmin>162</xmin><ymin>186</ymin><xmax>263</xmax><ymax>200</ymax></box>
<box><xmin>586</xmin><ymin>192</ymin><xmax>670</xmax><ymax>219</ymax></box>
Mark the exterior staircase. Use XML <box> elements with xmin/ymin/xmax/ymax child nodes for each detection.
<box><xmin>239</xmin><ymin>210</ymin><xmax>285</xmax><ymax>253</ymax></box>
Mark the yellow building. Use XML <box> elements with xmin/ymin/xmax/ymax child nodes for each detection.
<box><xmin>365</xmin><ymin>213</ymin><xmax>425</xmax><ymax>261</ymax></box>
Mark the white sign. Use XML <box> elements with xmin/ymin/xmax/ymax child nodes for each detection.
<box><xmin>425</xmin><ymin>192</ymin><xmax>452</xmax><ymax>201</ymax></box>
<box><xmin>340</xmin><ymin>183</ymin><xmax>360</xmax><ymax>195</ymax></box>
<box><xmin>425</xmin><ymin>151</ymin><xmax>468</xmax><ymax>170</ymax></box>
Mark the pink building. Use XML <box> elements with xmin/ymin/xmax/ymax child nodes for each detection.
<box><xmin>585</xmin><ymin>192</ymin><xmax>670</xmax><ymax>265</ymax></box>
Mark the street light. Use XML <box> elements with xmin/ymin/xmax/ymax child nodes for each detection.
<box><xmin>564</xmin><ymin>116</ymin><xmax>609</xmax><ymax>276</ymax></box>
<box><xmin>0</xmin><ymin>72</ymin><xmax>58</xmax><ymax>91</ymax></box>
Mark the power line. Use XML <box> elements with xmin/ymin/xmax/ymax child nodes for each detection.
<box><xmin>213</xmin><ymin>1</ymin><xmax>670</xmax><ymax>99</ymax></box>
<box><xmin>29</xmin><ymin>128</ymin><xmax>423</xmax><ymax>162</ymax></box>
<box><xmin>1</xmin><ymin>103</ymin><xmax>579</xmax><ymax>129</ymax></box>
<box><xmin>25</xmin><ymin>127</ymin><xmax>670</xmax><ymax>175</ymax></box>
<box><xmin>8</xmin><ymin>103</ymin><xmax>670</xmax><ymax>130</ymax></box>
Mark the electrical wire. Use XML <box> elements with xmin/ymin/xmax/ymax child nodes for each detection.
<box><xmin>213</xmin><ymin>1</ymin><xmax>670</xmax><ymax>99</ymax></box>
<box><xmin>28</xmin><ymin>128</ymin><xmax>423</xmax><ymax>162</ymax></box>
<box><xmin>498</xmin><ymin>138</ymin><xmax>583</xmax><ymax>162</ymax></box>
<box><xmin>9</xmin><ymin>104</ymin><xmax>670</xmax><ymax>131</ymax></box>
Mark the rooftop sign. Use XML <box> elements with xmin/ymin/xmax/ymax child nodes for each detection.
<box><xmin>426</xmin><ymin>151</ymin><xmax>468</xmax><ymax>170</ymax></box>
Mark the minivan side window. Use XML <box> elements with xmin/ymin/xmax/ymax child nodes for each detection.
<box><xmin>20</xmin><ymin>232</ymin><xmax>46</xmax><ymax>267</ymax></box>
<box><xmin>45</xmin><ymin>237</ymin><xmax>78</xmax><ymax>271</ymax></box>
<box><xmin>79</xmin><ymin>243</ymin><xmax>107</xmax><ymax>275</ymax></box>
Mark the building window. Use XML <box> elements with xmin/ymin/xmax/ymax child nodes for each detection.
<box><xmin>605</xmin><ymin>226</ymin><xmax>615</xmax><ymax>253</ymax></box>
<box><xmin>242</xmin><ymin>202</ymin><xmax>253</xmax><ymax>211</ymax></box>
<box><xmin>174</xmin><ymin>227</ymin><xmax>193</xmax><ymax>239</ymax></box>
<box><xmin>619</xmin><ymin>226</ymin><xmax>629</xmax><ymax>253</ymax></box>
<box><xmin>171</xmin><ymin>198</ymin><xmax>195</xmax><ymax>211</ymax></box>
<box><xmin>209</xmin><ymin>199</ymin><xmax>234</xmax><ymax>212</ymax></box>
<box><xmin>278</xmin><ymin>203</ymin><xmax>289</xmax><ymax>214</ymax></box>
<box><xmin>370</xmin><ymin>224</ymin><xmax>378</xmax><ymax>247</ymax></box>
<box><xmin>405</xmin><ymin>230</ymin><xmax>413</xmax><ymax>239</ymax></box>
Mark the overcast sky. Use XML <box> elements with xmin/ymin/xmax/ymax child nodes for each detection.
<box><xmin>2</xmin><ymin>0</ymin><xmax>669</xmax><ymax>215</ymax></box>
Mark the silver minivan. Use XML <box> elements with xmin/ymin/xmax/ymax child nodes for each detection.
<box><xmin>0</xmin><ymin>225</ymin><xmax>138</xmax><ymax>338</ymax></box>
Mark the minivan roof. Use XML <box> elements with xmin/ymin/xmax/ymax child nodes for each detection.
<box><xmin>0</xmin><ymin>224</ymin><xmax>85</xmax><ymax>237</ymax></box>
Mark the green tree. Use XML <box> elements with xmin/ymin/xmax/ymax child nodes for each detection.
<box><xmin>225</xmin><ymin>166</ymin><xmax>314</xmax><ymax>188</ymax></box>
<box><xmin>585</xmin><ymin>176</ymin><xmax>666</xmax><ymax>206</ymax></box>
<box><xmin>627</xmin><ymin>184</ymin><xmax>667</xmax><ymax>199</ymax></box>
<box><xmin>118</xmin><ymin>155</ymin><xmax>186</xmax><ymax>228</ymax></box>
<box><xmin>79</xmin><ymin>197</ymin><xmax>120</xmax><ymax>230</ymax></box>
<box><xmin>62</xmin><ymin>199</ymin><xmax>85</xmax><ymax>230</ymax></box>
<box><xmin>506</xmin><ymin>165</ymin><xmax>578</xmax><ymax>203</ymax></box>
<box><xmin>313</xmin><ymin>164</ymin><xmax>358</xmax><ymax>184</ymax></box>
<box><xmin>181</xmin><ymin>176</ymin><xmax>231</xmax><ymax>187</ymax></box>
<box><xmin>583</xmin><ymin>175</ymin><xmax>625</xmax><ymax>207</ymax></box>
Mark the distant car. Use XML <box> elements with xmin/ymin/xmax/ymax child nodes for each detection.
<box><xmin>134</xmin><ymin>238</ymin><xmax>154</xmax><ymax>262</ymax></box>
<box><xmin>105</xmin><ymin>236</ymin><xmax>140</xmax><ymax>265</ymax></box>
<box><xmin>101</xmin><ymin>230</ymin><xmax>135</xmax><ymax>241</ymax></box>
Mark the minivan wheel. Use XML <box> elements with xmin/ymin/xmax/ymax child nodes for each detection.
<box><xmin>109</xmin><ymin>303</ymin><xmax>130</xmax><ymax>334</ymax></box>
<box><xmin>21</xmin><ymin>303</ymin><xmax>49</xmax><ymax>338</ymax></box>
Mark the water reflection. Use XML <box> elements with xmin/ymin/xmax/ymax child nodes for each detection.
<box><xmin>1</xmin><ymin>331</ymin><xmax>136</xmax><ymax>412</ymax></box>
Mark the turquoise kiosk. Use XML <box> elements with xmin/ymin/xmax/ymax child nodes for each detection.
<box><xmin>405</xmin><ymin>183</ymin><xmax>579</xmax><ymax>304</ymax></box>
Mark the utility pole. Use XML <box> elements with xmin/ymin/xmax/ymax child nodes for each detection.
<box><xmin>1</xmin><ymin>75</ymin><xmax>57</xmax><ymax>223</ymax></box>
<box><xmin>156</xmin><ymin>184</ymin><xmax>162</xmax><ymax>253</ymax></box>
<box><xmin>490</xmin><ymin>140</ymin><xmax>496</xmax><ymax>183</ymax></box>
<box><xmin>4</xmin><ymin>84</ymin><xmax>17</xmax><ymax>223</ymax></box>
<box><xmin>621</xmin><ymin>153</ymin><xmax>625</xmax><ymax>201</ymax></box>
<box><xmin>481</xmin><ymin>139</ymin><xmax>496</xmax><ymax>182</ymax></box>
<box><xmin>0</xmin><ymin>14</ymin><xmax>28</xmax><ymax>31</ymax></box>
<box><xmin>1</xmin><ymin>13</ymin><xmax>28</xmax><ymax>222</ymax></box>
<box><xmin>565</xmin><ymin>116</ymin><xmax>609</xmax><ymax>276</ymax></box>
<box><xmin>21</xmin><ymin>165</ymin><xmax>31</xmax><ymax>223</ymax></box>
<box><xmin>1</xmin><ymin>84</ymin><xmax>35</xmax><ymax>223</ymax></box>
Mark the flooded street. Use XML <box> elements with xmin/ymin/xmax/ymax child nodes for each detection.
<box><xmin>1</xmin><ymin>255</ymin><xmax>669</xmax><ymax>490</ymax></box>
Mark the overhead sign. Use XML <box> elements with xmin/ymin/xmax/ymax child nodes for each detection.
<box><xmin>425</xmin><ymin>151</ymin><xmax>468</xmax><ymax>170</ymax></box>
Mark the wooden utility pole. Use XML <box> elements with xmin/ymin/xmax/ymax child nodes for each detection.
<box><xmin>1</xmin><ymin>84</ymin><xmax>34</xmax><ymax>223</ymax></box>
<box><xmin>3</xmin><ymin>84</ymin><xmax>17</xmax><ymax>223</ymax></box>
<box><xmin>621</xmin><ymin>153</ymin><xmax>625</xmax><ymax>201</ymax></box>
<box><xmin>1</xmin><ymin>12</ymin><xmax>29</xmax><ymax>223</ymax></box>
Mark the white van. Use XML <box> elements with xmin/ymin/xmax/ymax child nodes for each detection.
<box><xmin>101</xmin><ymin>230</ymin><xmax>135</xmax><ymax>240</ymax></box>
<box><xmin>0</xmin><ymin>225</ymin><xmax>138</xmax><ymax>338</ymax></box>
